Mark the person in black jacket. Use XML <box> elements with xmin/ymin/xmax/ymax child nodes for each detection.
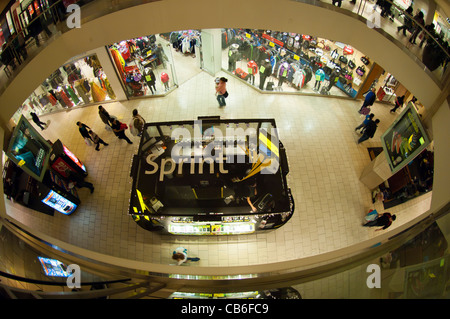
<box><xmin>77</xmin><ymin>122</ymin><xmax>93</xmax><ymax>142</ymax></box>
<box><xmin>390</xmin><ymin>95</ymin><xmax>405</xmax><ymax>113</ymax></box>
<box><xmin>358</xmin><ymin>119</ymin><xmax>380</xmax><ymax>144</ymax></box>
<box><xmin>409</xmin><ymin>11</ymin><xmax>425</xmax><ymax>44</ymax></box>
<box><xmin>30</xmin><ymin>112</ymin><xmax>47</xmax><ymax>130</ymax></box>
<box><xmin>397</xmin><ymin>6</ymin><xmax>414</xmax><ymax>36</ymax></box>
<box><xmin>259</xmin><ymin>59</ymin><xmax>272</xmax><ymax>90</ymax></box>
<box><xmin>363</xmin><ymin>212</ymin><xmax>396</xmax><ymax>231</ymax></box>
<box><xmin>111</xmin><ymin>118</ymin><xmax>133</xmax><ymax>144</ymax></box>
<box><xmin>67</xmin><ymin>170</ymin><xmax>94</xmax><ymax>194</ymax></box>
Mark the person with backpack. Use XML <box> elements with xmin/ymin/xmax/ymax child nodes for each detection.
<box><xmin>355</xmin><ymin>113</ymin><xmax>375</xmax><ymax>133</ymax></box>
<box><xmin>358</xmin><ymin>119</ymin><xmax>380</xmax><ymax>144</ymax></box>
<box><xmin>111</xmin><ymin>118</ymin><xmax>133</xmax><ymax>144</ymax></box>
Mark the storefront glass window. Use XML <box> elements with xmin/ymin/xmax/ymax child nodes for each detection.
<box><xmin>107</xmin><ymin>34</ymin><xmax>177</xmax><ymax>98</ymax></box>
<box><xmin>221</xmin><ymin>28</ymin><xmax>376</xmax><ymax>98</ymax></box>
<box><xmin>11</xmin><ymin>53</ymin><xmax>116</xmax><ymax>125</ymax></box>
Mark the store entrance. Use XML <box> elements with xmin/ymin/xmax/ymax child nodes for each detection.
<box><xmin>159</xmin><ymin>30</ymin><xmax>203</xmax><ymax>86</ymax></box>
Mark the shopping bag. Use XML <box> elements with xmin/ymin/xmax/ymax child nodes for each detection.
<box><xmin>365</xmin><ymin>209</ymin><xmax>378</xmax><ymax>221</ymax></box>
<box><xmin>85</xmin><ymin>138</ymin><xmax>92</xmax><ymax>146</ymax></box>
<box><xmin>360</xmin><ymin>107</ymin><xmax>370</xmax><ymax>115</ymax></box>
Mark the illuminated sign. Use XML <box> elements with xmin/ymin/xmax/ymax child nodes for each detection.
<box><xmin>6</xmin><ymin>115</ymin><xmax>51</xmax><ymax>182</ymax></box>
<box><xmin>381</xmin><ymin>104</ymin><xmax>430</xmax><ymax>174</ymax></box>
<box><xmin>41</xmin><ymin>190</ymin><xmax>78</xmax><ymax>215</ymax></box>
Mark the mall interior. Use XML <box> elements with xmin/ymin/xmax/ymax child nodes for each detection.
<box><xmin>0</xmin><ymin>0</ymin><xmax>449</xmax><ymax>300</ymax></box>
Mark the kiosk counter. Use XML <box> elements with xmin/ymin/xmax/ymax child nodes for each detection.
<box><xmin>129</xmin><ymin>118</ymin><xmax>294</xmax><ymax>235</ymax></box>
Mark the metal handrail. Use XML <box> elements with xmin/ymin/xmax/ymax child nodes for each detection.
<box><xmin>1</xmin><ymin>200</ymin><xmax>448</xmax><ymax>294</ymax></box>
<box><xmin>0</xmin><ymin>270</ymin><xmax>132</xmax><ymax>287</ymax></box>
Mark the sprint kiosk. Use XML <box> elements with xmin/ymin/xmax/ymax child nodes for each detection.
<box><xmin>129</xmin><ymin>117</ymin><xmax>294</xmax><ymax>235</ymax></box>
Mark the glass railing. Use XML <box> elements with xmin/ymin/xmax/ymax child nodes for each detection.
<box><xmin>1</xmin><ymin>201</ymin><xmax>448</xmax><ymax>298</ymax></box>
<box><xmin>0</xmin><ymin>0</ymin><xmax>448</xmax><ymax>98</ymax></box>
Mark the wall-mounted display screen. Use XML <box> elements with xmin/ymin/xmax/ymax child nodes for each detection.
<box><xmin>63</xmin><ymin>144</ymin><xmax>86</xmax><ymax>172</ymax></box>
<box><xmin>38</xmin><ymin>257</ymin><xmax>70</xmax><ymax>277</ymax></box>
<box><xmin>381</xmin><ymin>104</ymin><xmax>430</xmax><ymax>174</ymax></box>
<box><xmin>6</xmin><ymin>115</ymin><xmax>51</xmax><ymax>182</ymax></box>
<box><xmin>41</xmin><ymin>189</ymin><xmax>78</xmax><ymax>215</ymax></box>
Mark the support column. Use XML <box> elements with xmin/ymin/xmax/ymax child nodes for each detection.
<box><xmin>86</xmin><ymin>47</ymin><xmax>128</xmax><ymax>101</ymax></box>
<box><xmin>200</xmin><ymin>29</ymin><xmax>222</xmax><ymax>76</ymax></box>
<box><xmin>425</xmin><ymin>0</ymin><xmax>436</xmax><ymax>25</ymax></box>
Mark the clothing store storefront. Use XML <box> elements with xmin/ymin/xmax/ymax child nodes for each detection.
<box><xmin>11</xmin><ymin>53</ymin><xmax>117</xmax><ymax>125</ymax></box>
<box><xmin>107</xmin><ymin>35</ymin><xmax>178</xmax><ymax>98</ymax></box>
<box><xmin>222</xmin><ymin>28</ymin><xmax>377</xmax><ymax>99</ymax></box>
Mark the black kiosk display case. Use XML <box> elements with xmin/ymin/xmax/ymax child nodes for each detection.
<box><xmin>129</xmin><ymin>117</ymin><xmax>294</xmax><ymax>235</ymax></box>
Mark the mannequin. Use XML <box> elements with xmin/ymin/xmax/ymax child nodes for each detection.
<box><xmin>228</xmin><ymin>44</ymin><xmax>240</xmax><ymax>72</ymax></box>
<box><xmin>314</xmin><ymin>68</ymin><xmax>325</xmax><ymax>92</ymax></box>
<box><xmin>161</xmin><ymin>72</ymin><xmax>170</xmax><ymax>91</ymax></box>
<box><xmin>247</xmin><ymin>60</ymin><xmax>258</xmax><ymax>85</ymax></box>
<box><xmin>278</xmin><ymin>61</ymin><xmax>290</xmax><ymax>87</ymax></box>
<box><xmin>144</xmin><ymin>67</ymin><xmax>157</xmax><ymax>94</ymax></box>
<box><xmin>259</xmin><ymin>59</ymin><xmax>272</xmax><ymax>90</ymax></box>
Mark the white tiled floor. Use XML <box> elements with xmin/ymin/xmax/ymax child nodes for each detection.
<box><xmin>4</xmin><ymin>63</ymin><xmax>432</xmax><ymax>268</ymax></box>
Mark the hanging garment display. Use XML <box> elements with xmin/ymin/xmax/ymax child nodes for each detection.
<box><xmin>59</xmin><ymin>89</ymin><xmax>73</xmax><ymax>107</ymax></box>
<box><xmin>55</xmin><ymin>91</ymin><xmax>67</xmax><ymax>108</ymax></box>
<box><xmin>48</xmin><ymin>93</ymin><xmax>57</xmax><ymax>106</ymax></box>
<box><xmin>66</xmin><ymin>85</ymin><xmax>80</xmax><ymax>104</ymax></box>
<box><xmin>103</xmin><ymin>78</ymin><xmax>116</xmax><ymax>100</ymax></box>
<box><xmin>91</xmin><ymin>82</ymin><xmax>107</xmax><ymax>102</ymax></box>
<box><xmin>75</xmin><ymin>82</ymin><xmax>90</xmax><ymax>104</ymax></box>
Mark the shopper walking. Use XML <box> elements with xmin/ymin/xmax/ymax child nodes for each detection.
<box><xmin>359</xmin><ymin>88</ymin><xmax>376</xmax><ymax>113</ymax></box>
<box><xmin>67</xmin><ymin>170</ymin><xmax>94</xmax><ymax>194</ymax></box>
<box><xmin>77</xmin><ymin>122</ymin><xmax>93</xmax><ymax>143</ymax></box>
<box><xmin>390</xmin><ymin>95</ymin><xmax>405</xmax><ymax>113</ymax></box>
<box><xmin>355</xmin><ymin>113</ymin><xmax>375</xmax><ymax>133</ymax></box>
<box><xmin>111</xmin><ymin>118</ymin><xmax>133</xmax><ymax>144</ymax></box>
<box><xmin>98</xmin><ymin>105</ymin><xmax>112</xmax><ymax>127</ymax></box>
<box><xmin>131</xmin><ymin>109</ymin><xmax>146</xmax><ymax>137</ymax></box>
<box><xmin>88</xmin><ymin>130</ymin><xmax>109</xmax><ymax>151</ymax></box>
<box><xmin>172</xmin><ymin>247</ymin><xmax>200</xmax><ymax>265</ymax></box>
<box><xmin>409</xmin><ymin>11</ymin><xmax>425</xmax><ymax>44</ymax></box>
<box><xmin>363</xmin><ymin>211</ymin><xmax>396</xmax><ymax>231</ymax></box>
<box><xmin>358</xmin><ymin>119</ymin><xmax>380</xmax><ymax>144</ymax></box>
<box><xmin>30</xmin><ymin>112</ymin><xmax>47</xmax><ymax>130</ymax></box>
<box><xmin>215</xmin><ymin>77</ymin><xmax>228</xmax><ymax>107</ymax></box>
<box><xmin>397</xmin><ymin>6</ymin><xmax>414</xmax><ymax>36</ymax></box>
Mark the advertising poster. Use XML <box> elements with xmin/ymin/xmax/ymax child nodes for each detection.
<box><xmin>6</xmin><ymin>115</ymin><xmax>52</xmax><ymax>182</ymax></box>
<box><xmin>381</xmin><ymin>104</ymin><xmax>430</xmax><ymax>174</ymax></box>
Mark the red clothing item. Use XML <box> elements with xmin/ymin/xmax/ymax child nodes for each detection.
<box><xmin>216</xmin><ymin>81</ymin><xmax>227</xmax><ymax>95</ymax></box>
<box><xmin>161</xmin><ymin>72</ymin><xmax>169</xmax><ymax>83</ymax></box>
